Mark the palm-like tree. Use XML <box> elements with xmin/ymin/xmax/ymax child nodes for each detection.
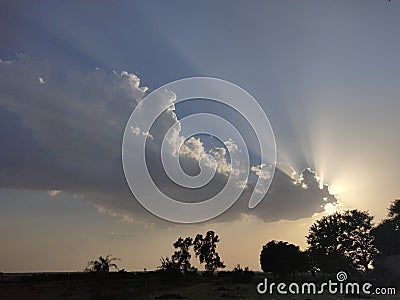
<box><xmin>85</xmin><ymin>254</ymin><xmax>120</xmax><ymax>273</ymax></box>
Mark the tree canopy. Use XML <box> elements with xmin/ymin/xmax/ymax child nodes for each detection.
<box><xmin>193</xmin><ymin>230</ymin><xmax>225</xmax><ymax>275</ymax></box>
<box><xmin>260</xmin><ymin>240</ymin><xmax>310</xmax><ymax>278</ymax></box>
<box><xmin>307</xmin><ymin>209</ymin><xmax>377</xmax><ymax>272</ymax></box>
<box><xmin>85</xmin><ymin>254</ymin><xmax>120</xmax><ymax>273</ymax></box>
<box><xmin>373</xmin><ymin>199</ymin><xmax>400</xmax><ymax>256</ymax></box>
<box><xmin>171</xmin><ymin>237</ymin><xmax>194</xmax><ymax>273</ymax></box>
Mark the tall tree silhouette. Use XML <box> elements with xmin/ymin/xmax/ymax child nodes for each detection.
<box><xmin>260</xmin><ymin>240</ymin><xmax>310</xmax><ymax>278</ymax></box>
<box><xmin>171</xmin><ymin>237</ymin><xmax>194</xmax><ymax>273</ymax></box>
<box><xmin>373</xmin><ymin>199</ymin><xmax>400</xmax><ymax>256</ymax></box>
<box><xmin>193</xmin><ymin>231</ymin><xmax>225</xmax><ymax>275</ymax></box>
<box><xmin>307</xmin><ymin>210</ymin><xmax>377</xmax><ymax>272</ymax></box>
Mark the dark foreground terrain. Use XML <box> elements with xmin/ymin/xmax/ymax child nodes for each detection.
<box><xmin>0</xmin><ymin>271</ymin><xmax>399</xmax><ymax>300</ymax></box>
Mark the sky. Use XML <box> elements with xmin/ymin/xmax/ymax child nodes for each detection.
<box><xmin>0</xmin><ymin>0</ymin><xmax>399</xmax><ymax>272</ymax></box>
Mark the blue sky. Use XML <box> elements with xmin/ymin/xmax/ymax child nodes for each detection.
<box><xmin>1</xmin><ymin>0</ymin><xmax>399</xmax><ymax>271</ymax></box>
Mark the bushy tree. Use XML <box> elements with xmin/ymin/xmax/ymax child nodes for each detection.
<box><xmin>260</xmin><ymin>240</ymin><xmax>310</xmax><ymax>278</ymax></box>
<box><xmin>307</xmin><ymin>210</ymin><xmax>377</xmax><ymax>272</ymax></box>
<box><xmin>158</xmin><ymin>257</ymin><xmax>181</xmax><ymax>284</ymax></box>
<box><xmin>159</xmin><ymin>257</ymin><xmax>180</xmax><ymax>271</ymax></box>
<box><xmin>343</xmin><ymin>210</ymin><xmax>377</xmax><ymax>271</ymax></box>
<box><xmin>193</xmin><ymin>230</ymin><xmax>225</xmax><ymax>275</ymax></box>
<box><xmin>373</xmin><ymin>199</ymin><xmax>400</xmax><ymax>256</ymax></box>
<box><xmin>171</xmin><ymin>237</ymin><xmax>194</xmax><ymax>273</ymax></box>
<box><xmin>85</xmin><ymin>254</ymin><xmax>120</xmax><ymax>273</ymax></box>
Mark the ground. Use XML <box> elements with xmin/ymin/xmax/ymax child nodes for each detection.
<box><xmin>0</xmin><ymin>272</ymin><xmax>399</xmax><ymax>300</ymax></box>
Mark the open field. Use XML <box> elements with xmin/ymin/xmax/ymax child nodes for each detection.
<box><xmin>1</xmin><ymin>272</ymin><xmax>399</xmax><ymax>300</ymax></box>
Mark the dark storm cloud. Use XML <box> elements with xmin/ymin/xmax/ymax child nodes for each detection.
<box><xmin>0</xmin><ymin>55</ymin><xmax>146</xmax><ymax>195</ymax></box>
<box><xmin>0</xmin><ymin>56</ymin><xmax>337</xmax><ymax>225</ymax></box>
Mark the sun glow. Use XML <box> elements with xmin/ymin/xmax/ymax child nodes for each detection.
<box><xmin>327</xmin><ymin>181</ymin><xmax>348</xmax><ymax>197</ymax></box>
<box><xmin>323</xmin><ymin>202</ymin><xmax>337</xmax><ymax>214</ymax></box>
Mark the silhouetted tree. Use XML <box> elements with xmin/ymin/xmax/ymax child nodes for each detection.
<box><xmin>85</xmin><ymin>254</ymin><xmax>120</xmax><ymax>273</ymax></box>
<box><xmin>307</xmin><ymin>212</ymin><xmax>352</xmax><ymax>273</ymax></box>
<box><xmin>260</xmin><ymin>240</ymin><xmax>310</xmax><ymax>278</ymax></box>
<box><xmin>373</xmin><ymin>199</ymin><xmax>400</xmax><ymax>256</ymax></box>
<box><xmin>158</xmin><ymin>257</ymin><xmax>181</xmax><ymax>284</ymax></box>
<box><xmin>344</xmin><ymin>210</ymin><xmax>377</xmax><ymax>271</ymax></box>
<box><xmin>194</xmin><ymin>231</ymin><xmax>225</xmax><ymax>275</ymax></box>
<box><xmin>159</xmin><ymin>257</ymin><xmax>180</xmax><ymax>271</ymax></box>
<box><xmin>171</xmin><ymin>237</ymin><xmax>194</xmax><ymax>273</ymax></box>
<box><xmin>297</xmin><ymin>250</ymin><xmax>314</xmax><ymax>274</ymax></box>
<box><xmin>307</xmin><ymin>210</ymin><xmax>377</xmax><ymax>272</ymax></box>
<box><xmin>388</xmin><ymin>199</ymin><xmax>400</xmax><ymax>220</ymax></box>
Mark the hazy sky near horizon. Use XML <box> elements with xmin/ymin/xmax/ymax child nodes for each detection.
<box><xmin>1</xmin><ymin>0</ymin><xmax>400</xmax><ymax>272</ymax></box>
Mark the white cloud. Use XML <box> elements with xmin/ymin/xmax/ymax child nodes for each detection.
<box><xmin>251</xmin><ymin>164</ymin><xmax>272</xmax><ymax>179</ymax></box>
<box><xmin>209</xmin><ymin>147</ymin><xmax>232</xmax><ymax>175</ymax></box>
<box><xmin>225</xmin><ymin>138</ymin><xmax>238</xmax><ymax>152</ymax></box>
<box><xmin>130</xmin><ymin>126</ymin><xmax>140</xmax><ymax>135</ymax></box>
<box><xmin>142</xmin><ymin>131</ymin><xmax>153</xmax><ymax>140</ymax></box>
<box><xmin>179</xmin><ymin>136</ymin><xmax>206</xmax><ymax>160</ymax></box>
<box><xmin>47</xmin><ymin>190</ymin><xmax>62</xmax><ymax>196</ymax></box>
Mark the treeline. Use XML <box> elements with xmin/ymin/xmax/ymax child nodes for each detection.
<box><xmin>260</xmin><ymin>199</ymin><xmax>400</xmax><ymax>278</ymax></box>
<box><xmin>85</xmin><ymin>199</ymin><xmax>400</xmax><ymax>281</ymax></box>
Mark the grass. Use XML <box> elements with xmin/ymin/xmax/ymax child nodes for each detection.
<box><xmin>0</xmin><ymin>271</ymin><xmax>399</xmax><ymax>299</ymax></box>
